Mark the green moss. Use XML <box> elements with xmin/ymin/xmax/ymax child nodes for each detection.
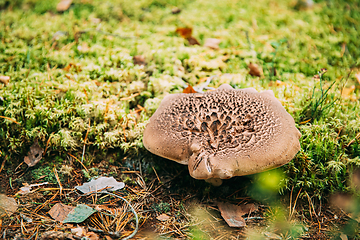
<box><xmin>0</xmin><ymin>0</ymin><xmax>359</xmax><ymax>203</ymax></box>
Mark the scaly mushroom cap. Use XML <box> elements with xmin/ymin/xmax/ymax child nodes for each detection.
<box><xmin>143</xmin><ymin>84</ymin><xmax>301</xmax><ymax>180</ymax></box>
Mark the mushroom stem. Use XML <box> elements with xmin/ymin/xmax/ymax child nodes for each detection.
<box><xmin>205</xmin><ymin>178</ymin><xmax>223</xmax><ymax>186</ymax></box>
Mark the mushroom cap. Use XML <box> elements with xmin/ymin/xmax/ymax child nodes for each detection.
<box><xmin>143</xmin><ymin>84</ymin><xmax>301</xmax><ymax>180</ymax></box>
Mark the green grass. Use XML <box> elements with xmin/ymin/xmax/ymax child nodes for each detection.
<box><xmin>0</xmin><ymin>0</ymin><xmax>359</xmax><ymax>213</ymax></box>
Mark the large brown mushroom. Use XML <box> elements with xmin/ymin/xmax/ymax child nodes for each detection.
<box><xmin>143</xmin><ymin>84</ymin><xmax>301</xmax><ymax>184</ymax></box>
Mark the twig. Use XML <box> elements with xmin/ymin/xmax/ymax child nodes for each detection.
<box><xmin>120</xmin><ymin>93</ymin><xmax>140</xmax><ymax>101</ymax></box>
<box><xmin>43</xmin><ymin>133</ymin><xmax>54</xmax><ymax>156</ymax></box>
<box><xmin>0</xmin><ymin>116</ymin><xmax>20</xmax><ymax>125</ymax></box>
<box><xmin>0</xmin><ymin>155</ymin><xmax>7</xmax><ymax>174</ymax></box>
<box><xmin>289</xmin><ymin>187</ymin><xmax>302</xmax><ymax>220</ymax></box>
<box><xmin>34</xmin><ymin>192</ymin><xmax>59</xmax><ymax>213</ymax></box>
<box><xmin>53</xmin><ymin>166</ymin><xmax>63</xmax><ymax>196</ymax></box>
<box><xmin>81</xmin><ymin>119</ymin><xmax>91</xmax><ymax>163</ymax></box>
<box><xmin>68</xmin><ymin>153</ymin><xmax>88</xmax><ymax>173</ymax></box>
<box><xmin>346</xmin><ymin>131</ymin><xmax>360</xmax><ymax>148</ymax></box>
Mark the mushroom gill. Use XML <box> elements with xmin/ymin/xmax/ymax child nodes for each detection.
<box><xmin>143</xmin><ymin>84</ymin><xmax>301</xmax><ymax>181</ymax></box>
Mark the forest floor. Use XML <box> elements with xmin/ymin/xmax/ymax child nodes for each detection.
<box><xmin>0</xmin><ymin>0</ymin><xmax>360</xmax><ymax>239</ymax></box>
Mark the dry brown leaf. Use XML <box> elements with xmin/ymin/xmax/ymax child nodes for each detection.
<box><xmin>175</xmin><ymin>28</ymin><xmax>200</xmax><ymax>45</ymax></box>
<box><xmin>0</xmin><ymin>194</ymin><xmax>18</xmax><ymax>218</ymax></box>
<box><xmin>0</xmin><ymin>76</ymin><xmax>10</xmax><ymax>86</ymax></box>
<box><xmin>204</xmin><ymin>38</ymin><xmax>221</xmax><ymax>50</ymax></box>
<box><xmin>175</xmin><ymin>27</ymin><xmax>193</xmax><ymax>39</ymax></box>
<box><xmin>133</xmin><ymin>55</ymin><xmax>146</xmax><ymax>66</ymax></box>
<box><xmin>24</xmin><ymin>139</ymin><xmax>44</xmax><ymax>167</ymax></box>
<box><xmin>86</xmin><ymin>232</ymin><xmax>99</xmax><ymax>240</ymax></box>
<box><xmin>248</xmin><ymin>62</ymin><xmax>263</xmax><ymax>77</ymax></box>
<box><xmin>217</xmin><ymin>202</ymin><xmax>257</xmax><ymax>227</ymax></box>
<box><xmin>186</xmin><ymin>36</ymin><xmax>200</xmax><ymax>46</ymax></box>
<box><xmin>156</xmin><ymin>213</ymin><xmax>170</xmax><ymax>221</ymax></box>
<box><xmin>63</xmin><ymin>63</ymin><xmax>81</xmax><ymax>72</ymax></box>
<box><xmin>183</xmin><ymin>84</ymin><xmax>197</xmax><ymax>94</ymax></box>
<box><xmin>355</xmin><ymin>72</ymin><xmax>360</xmax><ymax>85</ymax></box>
<box><xmin>341</xmin><ymin>85</ymin><xmax>356</xmax><ymax>101</ymax></box>
<box><xmin>171</xmin><ymin>7</ymin><xmax>181</xmax><ymax>14</ymax></box>
<box><xmin>71</xmin><ymin>226</ymin><xmax>86</xmax><ymax>238</ymax></box>
<box><xmin>49</xmin><ymin>203</ymin><xmax>75</xmax><ymax>222</ymax></box>
<box><xmin>57</xmin><ymin>0</ymin><xmax>72</xmax><ymax>12</ymax></box>
<box><xmin>264</xmin><ymin>231</ymin><xmax>282</xmax><ymax>239</ymax></box>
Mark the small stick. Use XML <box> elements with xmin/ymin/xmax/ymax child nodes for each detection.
<box><xmin>152</xmin><ymin>166</ymin><xmax>161</xmax><ymax>184</ymax></box>
<box><xmin>120</xmin><ymin>93</ymin><xmax>140</xmax><ymax>101</ymax></box>
<box><xmin>53</xmin><ymin>166</ymin><xmax>63</xmax><ymax>196</ymax></box>
<box><xmin>68</xmin><ymin>153</ymin><xmax>88</xmax><ymax>173</ymax></box>
<box><xmin>0</xmin><ymin>116</ymin><xmax>20</xmax><ymax>125</ymax></box>
<box><xmin>0</xmin><ymin>155</ymin><xmax>7</xmax><ymax>174</ymax></box>
<box><xmin>43</xmin><ymin>133</ymin><xmax>54</xmax><ymax>156</ymax></box>
<box><xmin>34</xmin><ymin>192</ymin><xmax>58</xmax><ymax>213</ymax></box>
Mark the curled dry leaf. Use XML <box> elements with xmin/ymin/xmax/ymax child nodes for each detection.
<box><xmin>156</xmin><ymin>213</ymin><xmax>170</xmax><ymax>221</ymax></box>
<box><xmin>75</xmin><ymin>176</ymin><xmax>125</xmax><ymax>194</ymax></box>
<box><xmin>49</xmin><ymin>203</ymin><xmax>75</xmax><ymax>222</ymax></box>
<box><xmin>0</xmin><ymin>76</ymin><xmax>10</xmax><ymax>86</ymax></box>
<box><xmin>133</xmin><ymin>55</ymin><xmax>146</xmax><ymax>66</ymax></box>
<box><xmin>171</xmin><ymin>7</ymin><xmax>181</xmax><ymax>14</ymax></box>
<box><xmin>248</xmin><ymin>62</ymin><xmax>263</xmax><ymax>77</ymax></box>
<box><xmin>175</xmin><ymin>27</ymin><xmax>193</xmax><ymax>39</ymax></box>
<box><xmin>57</xmin><ymin>0</ymin><xmax>73</xmax><ymax>12</ymax></box>
<box><xmin>175</xmin><ymin>27</ymin><xmax>200</xmax><ymax>45</ymax></box>
<box><xmin>217</xmin><ymin>202</ymin><xmax>258</xmax><ymax>227</ymax></box>
<box><xmin>183</xmin><ymin>84</ymin><xmax>197</xmax><ymax>94</ymax></box>
<box><xmin>71</xmin><ymin>226</ymin><xmax>87</xmax><ymax>238</ymax></box>
<box><xmin>186</xmin><ymin>36</ymin><xmax>200</xmax><ymax>46</ymax></box>
<box><xmin>0</xmin><ymin>194</ymin><xmax>18</xmax><ymax>218</ymax></box>
<box><xmin>204</xmin><ymin>38</ymin><xmax>221</xmax><ymax>50</ymax></box>
<box><xmin>24</xmin><ymin>140</ymin><xmax>44</xmax><ymax>167</ymax></box>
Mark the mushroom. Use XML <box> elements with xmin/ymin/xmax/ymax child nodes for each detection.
<box><xmin>143</xmin><ymin>84</ymin><xmax>301</xmax><ymax>185</ymax></box>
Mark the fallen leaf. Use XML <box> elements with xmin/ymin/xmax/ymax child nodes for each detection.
<box><xmin>63</xmin><ymin>204</ymin><xmax>97</xmax><ymax>223</ymax></box>
<box><xmin>183</xmin><ymin>84</ymin><xmax>197</xmax><ymax>94</ymax></box>
<box><xmin>340</xmin><ymin>233</ymin><xmax>348</xmax><ymax>240</ymax></box>
<box><xmin>0</xmin><ymin>194</ymin><xmax>18</xmax><ymax>218</ymax></box>
<box><xmin>341</xmin><ymin>85</ymin><xmax>356</xmax><ymax>100</ymax></box>
<box><xmin>217</xmin><ymin>202</ymin><xmax>258</xmax><ymax>227</ymax></box>
<box><xmin>175</xmin><ymin>27</ymin><xmax>193</xmax><ymax>39</ymax></box>
<box><xmin>204</xmin><ymin>38</ymin><xmax>221</xmax><ymax>50</ymax></box>
<box><xmin>186</xmin><ymin>36</ymin><xmax>200</xmax><ymax>46</ymax></box>
<box><xmin>57</xmin><ymin>0</ymin><xmax>72</xmax><ymax>12</ymax></box>
<box><xmin>49</xmin><ymin>203</ymin><xmax>75</xmax><ymax>222</ymax></box>
<box><xmin>75</xmin><ymin>176</ymin><xmax>125</xmax><ymax>194</ymax></box>
<box><xmin>156</xmin><ymin>213</ymin><xmax>170</xmax><ymax>221</ymax></box>
<box><xmin>264</xmin><ymin>231</ymin><xmax>282</xmax><ymax>239</ymax></box>
<box><xmin>17</xmin><ymin>182</ymin><xmax>49</xmax><ymax>195</ymax></box>
<box><xmin>0</xmin><ymin>76</ymin><xmax>10</xmax><ymax>86</ymax></box>
<box><xmin>86</xmin><ymin>232</ymin><xmax>99</xmax><ymax>240</ymax></box>
<box><xmin>175</xmin><ymin>27</ymin><xmax>200</xmax><ymax>45</ymax></box>
<box><xmin>355</xmin><ymin>72</ymin><xmax>360</xmax><ymax>85</ymax></box>
<box><xmin>133</xmin><ymin>55</ymin><xmax>146</xmax><ymax>66</ymax></box>
<box><xmin>171</xmin><ymin>7</ymin><xmax>181</xmax><ymax>14</ymax></box>
<box><xmin>248</xmin><ymin>62</ymin><xmax>263</xmax><ymax>77</ymax></box>
<box><xmin>63</xmin><ymin>63</ymin><xmax>81</xmax><ymax>72</ymax></box>
<box><xmin>24</xmin><ymin>139</ymin><xmax>44</xmax><ymax>167</ymax></box>
<box><xmin>71</xmin><ymin>226</ymin><xmax>86</xmax><ymax>238</ymax></box>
